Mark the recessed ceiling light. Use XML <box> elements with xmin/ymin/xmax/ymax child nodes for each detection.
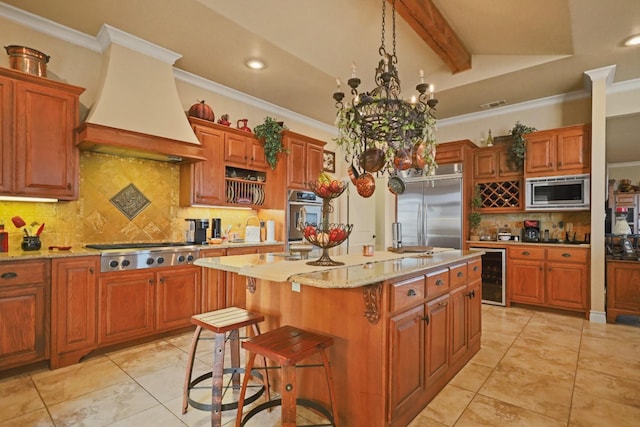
<box><xmin>246</xmin><ymin>58</ymin><xmax>265</xmax><ymax>70</ymax></box>
<box><xmin>623</xmin><ymin>34</ymin><xmax>640</xmax><ymax>47</ymax></box>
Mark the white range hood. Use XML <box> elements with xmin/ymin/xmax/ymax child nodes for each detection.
<box><xmin>77</xmin><ymin>24</ymin><xmax>205</xmax><ymax>163</ymax></box>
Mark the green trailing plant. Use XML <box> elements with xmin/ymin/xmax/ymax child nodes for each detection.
<box><xmin>469</xmin><ymin>184</ymin><xmax>482</xmax><ymax>236</ymax></box>
<box><xmin>254</xmin><ymin>117</ymin><xmax>288</xmax><ymax>169</ymax></box>
<box><xmin>508</xmin><ymin>121</ymin><xmax>536</xmax><ymax>170</ymax></box>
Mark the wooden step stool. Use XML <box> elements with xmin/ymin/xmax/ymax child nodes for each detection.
<box><xmin>182</xmin><ymin>307</ymin><xmax>270</xmax><ymax>426</ymax></box>
<box><xmin>235</xmin><ymin>325</ymin><xmax>339</xmax><ymax>427</ymax></box>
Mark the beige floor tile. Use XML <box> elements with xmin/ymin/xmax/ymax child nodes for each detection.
<box><xmin>455</xmin><ymin>394</ymin><xmax>566</xmax><ymax>427</ymax></box>
<box><xmin>574</xmin><ymin>368</ymin><xmax>640</xmax><ymax>408</ymax></box>
<box><xmin>578</xmin><ymin>341</ymin><xmax>640</xmax><ymax>382</ymax></box>
<box><xmin>498</xmin><ymin>337</ymin><xmax>578</xmax><ymax>381</ymax></box>
<box><xmin>407</xmin><ymin>414</ymin><xmax>449</xmax><ymax>427</ymax></box>
<box><xmin>110</xmin><ymin>404</ymin><xmax>186</xmax><ymax>426</ymax></box>
<box><xmin>421</xmin><ymin>384</ymin><xmax>475</xmax><ymax>426</ymax></box>
<box><xmin>47</xmin><ymin>379</ymin><xmax>158</xmax><ymax>427</ymax></box>
<box><xmin>479</xmin><ymin>366</ymin><xmax>573</xmax><ymax>421</ymax></box>
<box><xmin>0</xmin><ymin>408</ymin><xmax>53</xmax><ymax>427</ymax></box>
<box><xmin>448</xmin><ymin>362</ymin><xmax>493</xmax><ymax>392</ymax></box>
<box><xmin>0</xmin><ymin>375</ymin><xmax>44</xmax><ymax>423</ymax></box>
<box><xmin>570</xmin><ymin>390</ymin><xmax>640</xmax><ymax>427</ymax></box>
<box><xmin>136</xmin><ymin>356</ymin><xmax>210</xmax><ymax>403</ymax></box>
<box><xmin>109</xmin><ymin>340</ymin><xmax>190</xmax><ymax>378</ymax></box>
<box><xmin>32</xmin><ymin>355</ymin><xmax>130</xmax><ymax>406</ymax></box>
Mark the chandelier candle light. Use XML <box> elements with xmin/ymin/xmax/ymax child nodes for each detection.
<box><xmin>333</xmin><ymin>0</ymin><xmax>439</xmax><ymax>192</ymax></box>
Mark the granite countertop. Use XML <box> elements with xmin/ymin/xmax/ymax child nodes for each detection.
<box><xmin>0</xmin><ymin>240</ymin><xmax>285</xmax><ymax>262</ymax></box>
<box><xmin>466</xmin><ymin>240</ymin><xmax>591</xmax><ymax>248</ymax></box>
<box><xmin>195</xmin><ymin>249</ymin><xmax>483</xmax><ymax>289</ymax></box>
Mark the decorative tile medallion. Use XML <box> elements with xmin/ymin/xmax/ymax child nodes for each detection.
<box><xmin>110</xmin><ymin>183</ymin><xmax>151</xmax><ymax>220</ymax></box>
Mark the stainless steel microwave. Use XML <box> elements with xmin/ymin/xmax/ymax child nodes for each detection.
<box><xmin>525</xmin><ymin>174</ymin><xmax>590</xmax><ymax>211</ymax></box>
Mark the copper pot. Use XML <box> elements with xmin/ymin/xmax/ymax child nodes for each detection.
<box><xmin>5</xmin><ymin>45</ymin><xmax>49</xmax><ymax>77</ymax></box>
<box><xmin>359</xmin><ymin>147</ymin><xmax>385</xmax><ymax>173</ymax></box>
<box><xmin>393</xmin><ymin>149</ymin><xmax>412</xmax><ymax>170</ymax></box>
<box><xmin>356</xmin><ymin>172</ymin><xmax>375</xmax><ymax>198</ymax></box>
<box><xmin>411</xmin><ymin>143</ymin><xmax>426</xmax><ymax>169</ymax></box>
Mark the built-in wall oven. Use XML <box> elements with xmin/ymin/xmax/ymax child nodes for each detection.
<box><xmin>286</xmin><ymin>190</ymin><xmax>322</xmax><ymax>247</ymax></box>
<box><xmin>470</xmin><ymin>247</ymin><xmax>506</xmax><ymax>306</ymax></box>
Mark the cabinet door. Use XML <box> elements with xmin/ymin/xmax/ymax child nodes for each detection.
<box><xmin>286</xmin><ymin>137</ymin><xmax>307</xmax><ymax>189</ymax></box>
<box><xmin>473</xmin><ymin>150</ymin><xmax>498</xmax><ymax>180</ymax></box>
<box><xmin>0</xmin><ymin>75</ymin><xmax>12</xmax><ymax>194</ymax></box>
<box><xmin>546</xmin><ymin>262</ymin><xmax>588</xmax><ymax>310</ymax></box>
<box><xmin>225</xmin><ymin>247</ymin><xmax>260</xmax><ymax>308</ymax></box>
<box><xmin>525</xmin><ymin>132</ymin><xmax>556</xmax><ymax>175</ymax></box>
<box><xmin>14</xmin><ymin>81</ymin><xmax>78</xmax><ymax>199</ymax></box>
<box><xmin>200</xmin><ymin>248</ymin><xmax>226</xmax><ymax>312</ymax></box>
<box><xmin>98</xmin><ymin>271</ymin><xmax>155</xmax><ymax>345</ymax></box>
<box><xmin>556</xmin><ymin>127</ymin><xmax>589</xmax><ymax>173</ymax></box>
<box><xmin>509</xmin><ymin>259</ymin><xmax>545</xmax><ymax>304</ymax></box>
<box><xmin>51</xmin><ymin>257</ymin><xmax>98</xmax><ymax>367</ymax></box>
<box><xmin>467</xmin><ymin>280</ymin><xmax>482</xmax><ymax>345</ymax></box>
<box><xmin>225</xmin><ymin>132</ymin><xmax>250</xmax><ymax>164</ymax></box>
<box><xmin>248</xmin><ymin>139</ymin><xmax>269</xmax><ymax>170</ymax></box>
<box><xmin>156</xmin><ymin>266</ymin><xmax>201</xmax><ymax>331</ymax></box>
<box><xmin>497</xmin><ymin>145</ymin><xmax>521</xmax><ymax>178</ymax></box>
<box><xmin>0</xmin><ymin>284</ymin><xmax>48</xmax><ymax>368</ymax></box>
<box><xmin>607</xmin><ymin>262</ymin><xmax>640</xmax><ymax>315</ymax></box>
<box><xmin>425</xmin><ymin>295</ymin><xmax>449</xmax><ymax>386</ymax></box>
<box><xmin>306</xmin><ymin>142</ymin><xmax>324</xmax><ymax>183</ymax></box>
<box><xmin>449</xmin><ymin>284</ymin><xmax>468</xmax><ymax>364</ymax></box>
<box><xmin>181</xmin><ymin>124</ymin><xmax>225</xmax><ymax>206</ymax></box>
<box><xmin>389</xmin><ymin>305</ymin><xmax>425</xmax><ymax>419</ymax></box>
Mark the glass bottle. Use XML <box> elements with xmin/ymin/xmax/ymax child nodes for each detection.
<box><xmin>486</xmin><ymin>129</ymin><xmax>494</xmax><ymax>147</ymax></box>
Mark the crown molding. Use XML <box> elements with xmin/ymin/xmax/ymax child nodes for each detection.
<box><xmin>96</xmin><ymin>24</ymin><xmax>181</xmax><ymax>64</ymax></box>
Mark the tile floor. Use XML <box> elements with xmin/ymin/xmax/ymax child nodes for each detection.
<box><xmin>1</xmin><ymin>304</ymin><xmax>640</xmax><ymax>426</ymax></box>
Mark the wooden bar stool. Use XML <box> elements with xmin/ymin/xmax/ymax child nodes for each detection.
<box><xmin>182</xmin><ymin>307</ymin><xmax>270</xmax><ymax>426</ymax></box>
<box><xmin>235</xmin><ymin>325</ymin><xmax>339</xmax><ymax>427</ymax></box>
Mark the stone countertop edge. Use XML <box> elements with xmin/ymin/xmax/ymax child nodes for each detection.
<box><xmin>466</xmin><ymin>240</ymin><xmax>591</xmax><ymax>248</ymax></box>
<box><xmin>195</xmin><ymin>250</ymin><xmax>483</xmax><ymax>289</ymax></box>
<box><xmin>0</xmin><ymin>241</ymin><xmax>285</xmax><ymax>262</ymax></box>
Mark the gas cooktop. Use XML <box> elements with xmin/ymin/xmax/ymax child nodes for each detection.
<box><xmin>86</xmin><ymin>242</ymin><xmax>201</xmax><ymax>272</ymax></box>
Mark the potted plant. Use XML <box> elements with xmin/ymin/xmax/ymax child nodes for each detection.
<box><xmin>508</xmin><ymin>121</ymin><xmax>536</xmax><ymax>170</ymax></box>
<box><xmin>469</xmin><ymin>185</ymin><xmax>483</xmax><ymax>240</ymax></box>
<box><xmin>254</xmin><ymin>117</ymin><xmax>287</xmax><ymax>169</ymax></box>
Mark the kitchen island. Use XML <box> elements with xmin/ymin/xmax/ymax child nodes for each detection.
<box><xmin>195</xmin><ymin>249</ymin><xmax>482</xmax><ymax>427</ymax></box>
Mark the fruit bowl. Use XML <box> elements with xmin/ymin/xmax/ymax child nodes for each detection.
<box><xmin>306</xmin><ymin>180</ymin><xmax>347</xmax><ymax>199</ymax></box>
<box><xmin>301</xmin><ymin>223</ymin><xmax>353</xmax><ymax>249</ymax></box>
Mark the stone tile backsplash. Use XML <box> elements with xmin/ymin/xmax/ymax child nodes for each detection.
<box><xmin>478</xmin><ymin>211</ymin><xmax>591</xmax><ymax>241</ymax></box>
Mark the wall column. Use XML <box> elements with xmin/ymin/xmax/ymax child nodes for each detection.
<box><xmin>584</xmin><ymin>65</ymin><xmax>616</xmax><ymax>323</ymax></box>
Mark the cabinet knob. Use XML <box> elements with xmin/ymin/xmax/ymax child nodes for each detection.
<box><xmin>407</xmin><ymin>289</ymin><xmax>417</xmax><ymax>297</ymax></box>
<box><xmin>522</xmin><ymin>251</ymin><xmax>530</xmax><ymax>256</ymax></box>
<box><xmin>436</xmin><ymin>279</ymin><xmax>444</xmax><ymax>286</ymax></box>
<box><xmin>562</xmin><ymin>253</ymin><xmax>571</xmax><ymax>257</ymax></box>
<box><xmin>89</xmin><ymin>267</ymin><xmax>94</xmax><ymax>274</ymax></box>
<box><xmin>558</xmin><ymin>161</ymin><xmax>562</xmax><ymax>166</ymax></box>
<box><xmin>548</xmin><ymin>268</ymin><xmax>552</xmax><ymax>272</ymax></box>
<box><xmin>1</xmin><ymin>272</ymin><xmax>17</xmax><ymax>279</ymax></box>
<box><xmin>457</xmin><ymin>271</ymin><xmax>464</xmax><ymax>278</ymax></box>
<box><xmin>473</xmin><ymin>266</ymin><xmax>479</xmax><ymax>272</ymax></box>
<box><xmin>438</xmin><ymin>301</ymin><xmax>448</xmax><ymax>307</ymax></box>
<box><xmin>421</xmin><ymin>315</ymin><xmax>430</xmax><ymax>325</ymax></box>
<box><xmin>149</xmin><ymin>279</ymin><xmax>153</xmax><ymax>286</ymax></box>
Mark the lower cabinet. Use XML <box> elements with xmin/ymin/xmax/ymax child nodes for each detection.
<box><xmin>0</xmin><ymin>259</ymin><xmax>49</xmax><ymax>370</ymax></box>
<box><xmin>98</xmin><ymin>265</ymin><xmax>201</xmax><ymax>346</ymax></box>
<box><xmin>606</xmin><ymin>260</ymin><xmax>640</xmax><ymax>323</ymax></box>
<box><xmin>200</xmin><ymin>247</ymin><xmax>226</xmax><ymax>312</ymax></box>
<box><xmin>51</xmin><ymin>257</ymin><xmax>99</xmax><ymax>369</ymax></box>
<box><xmin>387</xmin><ymin>257</ymin><xmax>482</xmax><ymax>426</ymax></box>
<box><xmin>508</xmin><ymin>245</ymin><xmax>589</xmax><ymax>314</ymax></box>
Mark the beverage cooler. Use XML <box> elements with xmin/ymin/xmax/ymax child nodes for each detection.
<box><xmin>469</xmin><ymin>247</ymin><xmax>506</xmax><ymax>306</ymax></box>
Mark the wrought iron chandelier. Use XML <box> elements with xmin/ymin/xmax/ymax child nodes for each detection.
<box><xmin>333</xmin><ymin>0</ymin><xmax>439</xmax><ymax>180</ymax></box>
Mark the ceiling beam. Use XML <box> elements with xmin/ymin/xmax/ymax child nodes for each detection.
<box><xmin>392</xmin><ymin>0</ymin><xmax>471</xmax><ymax>74</ymax></box>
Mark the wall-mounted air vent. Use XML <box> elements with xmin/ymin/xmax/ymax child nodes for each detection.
<box><xmin>480</xmin><ymin>100</ymin><xmax>508</xmax><ymax>109</ymax></box>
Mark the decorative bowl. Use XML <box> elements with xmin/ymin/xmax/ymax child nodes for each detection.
<box><xmin>301</xmin><ymin>223</ymin><xmax>353</xmax><ymax>249</ymax></box>
<box><xmin>306</xmin><ymin>180</ymin><xmax>347</xmax><ymax>199</ymax></box>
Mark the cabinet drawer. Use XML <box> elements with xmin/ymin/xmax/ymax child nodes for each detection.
<box><xmin>449</xmin><ymin>263</ymin><xmax>467</xmax><ymax>289</ymax></box>
<box><xmin>509</xmin><ymin>246</ymin><xmax>545</xmax><ymax>261</ymax></box>
<box><xmin>0</xmin><ymin>261</ymin><xmax>46</xmax><ymax>286</ymax></box>
<box><xmin>426</xmin><ymin>269</ymin><xmax>449</xmax><ymax>297</ymax></box>
<box><xmin>547</xmin><ymin>247</ymin><xmax>589</xmax><ymax>263</ymax></box>
<box><xmin>615</xmin><ymin>193</ymin><xmax>636</xmax><ymax>205</ymax></box>
<box><xmin>391</xmin><ymin>276</ymin><xmax>425</xmax><ymax>312</ymax></box>
<box><xmin>468</xmin><ymin>259</ymin><xmax>482</xmax><ymax>282</ymax></box>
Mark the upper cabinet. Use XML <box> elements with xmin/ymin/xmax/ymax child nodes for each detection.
<box><xmin>472</xmin><ymin>141</ymin><xmax>523</xmax><ymax>212</ymax></box>
<box><xmin>224</xmin><ymin>131</ymin><xmax>269</xmax><ymax>171</ymax></box>
<box><xmin>525</xmin><ymin>124</ymin><xmax>591</xmax><ymax>177</ymax></box>
<box><xmin>283</xmin><ymin>130</ymin><xmax>325</xmax><ymax>190</ymax></box>
<box><xmin>473</xmin><ymin>143</ymin><xmax>521</xmax><ymax>180</ymax></box>
<box><xmin>0</xmin><ymin>67</ymin><xmax>84</xmax><ymax>200</ymax></box>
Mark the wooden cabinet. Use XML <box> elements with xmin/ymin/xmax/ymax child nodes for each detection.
<box><xmin>425</xmin><ymin>294</ymin><xmax>450</xmax><ymax>386</ymax></box>
<box><xmin>525</xmin><ymin>124</ymin><xmax>590</xmax><ymax>177</ymax></box>
<box><xmin>224</xmin><ymin>131</ymin><xmax>269</xmax><ymax>170</ymax></box>
<box><xmin>435</xmin><ymin>139</ymin><xmax>476</xmax><ymax>165</ymax></box>
<box><xmin>606</xmin><ymin>260</ymin><xmax>640</xmax><ymax>323</ymax></box>
<box><xmin>473</xmin><ymin>144</ymin><xmax>520</xmax><ymax>180</ymax></box>
<box><xmin>98</xmin><ymin>265</ymin><xmax>201</xmax><ymax>345</ymax></box>
<box><xmin>283</xmin><ymin>131</ymin><xmax>325</xmax><ymax>189</ymax></box>
<box><xmin>508</xmin><ymin>245</ymin><xmax>590</xmax><ymax>314</ymax></box>
<box><xmin>51</xmin><ymin>257</ymin><xmax>99</xmax><ymax>369</ymax></box>
<box><xmin>225</xmin><ymin>245</ymin><xmax>283</xmax><ymax>308</ymax></box>
<box><xmin>0</xmin><ymin>259</ymin><xmax>49</xmax><ymax>370</ymax></box>
<box><xmin>473</xmin><ymin>142</ymin><xmax>523</xmax><ymax>212</ymax></box>
<box><xmin>199</xmin><ymin>247</ymin><xmax>226</xmax><ymax>312</ymax></box>
<box><xmin>180</xmin><ymin>120</ymin><xmax>225</xmax><ymax>206</ymax></box>
<box><xmin>0</xmin><ymin>67</ymin><xmax>84</xmax><ymax>200</ymax></box>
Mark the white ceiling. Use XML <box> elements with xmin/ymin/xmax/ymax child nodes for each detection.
<box><xmin>3</xmin><ymin>0</ymin><xmax>640</xmax><ymax>162</ymax></box>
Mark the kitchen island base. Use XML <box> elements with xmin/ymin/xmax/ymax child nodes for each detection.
<box><xmin>239</xmin><ymin>254</ymin><xmax>482</xmax><ymax>427</ymax></box>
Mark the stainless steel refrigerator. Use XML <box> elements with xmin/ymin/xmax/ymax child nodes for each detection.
<box><xmin>396</xmin><ymin>163</ymin><xmax>463</xmax><ymax>249</ymax></box>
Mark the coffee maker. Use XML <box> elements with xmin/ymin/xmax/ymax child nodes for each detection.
<box><xmin>185</xmin><ymin>218</ymin><xmax>209</xmax><ymax>244</ymax></box>
<box><xmin>211</xmin><ymin>218</ymin><xmax>222</xmax><ymax>238</ymax></box>
<box><xmin>523</xmin><ymin>219</ymin><xmax>540</xmax><ymax>242</ymax></box>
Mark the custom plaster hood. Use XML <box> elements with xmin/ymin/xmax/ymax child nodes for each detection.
<box><xmin>77</xmin><ymin>24</ymin><xmax>205</xmax><ymax>163</ymax></box>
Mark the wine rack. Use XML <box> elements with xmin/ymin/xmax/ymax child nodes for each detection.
<box><xmin>477</xmin><ymin>180</ymin><xmax>521</xmax><ymax>209</ymax></box>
